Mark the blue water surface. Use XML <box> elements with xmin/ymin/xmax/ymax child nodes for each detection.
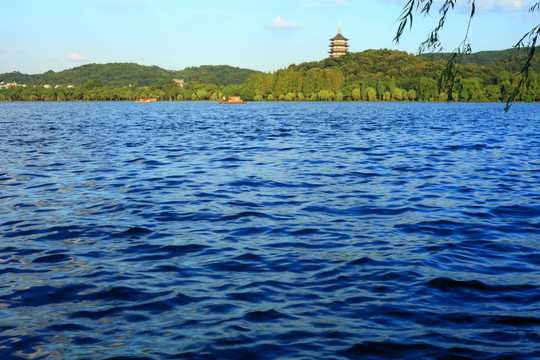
<box><xmin>1</xmin><ymin>101</ymin><xmax>539</xmax><ymax>359</ymax></box>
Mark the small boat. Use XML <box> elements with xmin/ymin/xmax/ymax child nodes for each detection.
<box><xmin>218</xmin><ymin>96</ymin><xmax>248</xmax><ymax>104</ymax></box>
<box><xmin>135</xmin><ymin>98</ymin><xmax>158</xmax><ymax>103</ymax></box>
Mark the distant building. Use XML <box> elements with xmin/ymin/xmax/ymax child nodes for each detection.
<box><xmin>329</xmin><ymin>22</ymin><xmax>349</xmax><ymax>58</ymax></box>
<box><xmin>173</xmin><ymin>79</ymin><xmax>185</xmax><ymax>88</ymax></box>
<box><xmin>0</xmin><ymin>82</ymin><xmax>25</xmax><ymax>88</ymax></box>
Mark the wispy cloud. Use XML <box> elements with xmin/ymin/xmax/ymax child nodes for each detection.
<box><xmin>475</xmin><ymin>0</ymin><xmax>526</xmax><ymax>10</ymax></box>
<box><xmin>13</xmin><ymin>48</ymin><xmax>24</xmax><ymax>53</ymax></box>
<box><xmin>267</xmin><ymin>16</ymin><xmax>298</xmax><ymax>29</ymax></box>
<box><xmin>66</xmin><ymin>53</ymin><xmax>88</xmax><ymax>61</ymax></box>
<box><xmin>305</xmin><ymin>0</ymin><xmax>349</xmax><ymax>7</ymax></box>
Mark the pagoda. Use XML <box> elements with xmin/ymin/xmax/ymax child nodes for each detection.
<box><xmin>329</xmin><ymin>22</ymin><xmax>349</xmax><ymax>58</ymax></box>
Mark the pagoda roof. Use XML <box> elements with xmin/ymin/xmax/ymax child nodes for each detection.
<box><xmin>330</xmin><ymin>33</ymin><xmax>348</xmax><ymax>41</ymax></box>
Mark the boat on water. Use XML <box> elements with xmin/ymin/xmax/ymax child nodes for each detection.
<box><xmin>135</xmin><ymin>98</ymin><xmax>158</xmax><ymax>103</ymax></box>
<box><xmin>218</xmin><ymin>96</ymin><xmax>248</xmax><ymax>104</ymax></box>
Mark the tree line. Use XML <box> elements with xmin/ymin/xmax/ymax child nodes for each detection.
<box><xmin>0</xmin><ymin>80</ymin><xmax>243</xmax><ymax>102</ymax></box>
<box><xmin>0</xmin><ymin>63</ymin><xmax>259</xmax><ymax>88</ymax></box>
<box><xmin>2</xmin><ymin>49</ymin><xmax>539</xmax><ymax>102</ymax></box>
<box><xmin>238</xmin><ymin>49</ymin><xmax>540</xmax><ymax>102</ymax></box>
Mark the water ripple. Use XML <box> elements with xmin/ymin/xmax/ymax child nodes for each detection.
<box><xmin>0</xmin><ymin>102</ymin><xmax>539</xmax><ymax>359</ymax></box>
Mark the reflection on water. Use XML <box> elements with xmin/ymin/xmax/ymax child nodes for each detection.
<box><xmin>1</xmin><ymin>102</ymin><xmax>539</xmax><ymax>359</ymax></box>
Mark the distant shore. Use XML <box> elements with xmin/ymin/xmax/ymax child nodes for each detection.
<box><xmin>2</xmin><ymin>49</ymin><xmax>539</xmax><ymax>104</ymax></box>
<box><xmin>1</xmin><ymin>99</ymin><xmax>536</xmax><ymax>104</ymax></box>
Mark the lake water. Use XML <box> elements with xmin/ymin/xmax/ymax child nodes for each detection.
<box><xmin>1</xmin><ymin>101</ymin><xmax>539</xmax><ymax>359</ymax></box>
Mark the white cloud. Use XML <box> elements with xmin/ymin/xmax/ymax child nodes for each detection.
<box><xmin>306</xmin><ymin>0</ymin><xmax>349</xmax><ymax>7</ymax></box>
<box><xmin>66</xmin><ymin>53</ymin><xmax>88</xmax><ymax>61</ymax></box>
<box><xmin>13</xmin><ymin>48</ymin><xmax>23</xmax><ymax>53</ymax></box>
<box><xmin>475</xmin><ymin>0</ymin><xmax>526</xmax><ymax>10</ymax></box>
<box><xmin>267</xmin><ymin>16</ymin><xmax>298</xmax><ymax>29</ymax></box>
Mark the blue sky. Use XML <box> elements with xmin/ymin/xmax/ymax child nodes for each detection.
<box><xmin>1</xmin><ymin>0</ymin><xmax>538</xmax><ymax>74</ymax></box>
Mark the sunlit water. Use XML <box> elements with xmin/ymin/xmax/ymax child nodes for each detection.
<box><xmin>1</xmin><ymin>101</ymin><xmax>539</xmax><ymax>359</ymax></box>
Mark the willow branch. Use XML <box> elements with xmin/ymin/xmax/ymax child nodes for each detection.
<box><xmin>505</xmin><ymin>2</ymin><xmax>540</xmax><ymax>111</ymax></box>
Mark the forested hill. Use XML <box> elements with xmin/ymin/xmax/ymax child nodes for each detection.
<box><xmin>419</xmin><ymin>48</ymin><xmax>537</xmax><ymax>66</ymax></box>
<box><xmin>2</xmin><ymin>48</ymin><xmax>540</xmax><ymax>102</ymax></box>
<box><xmin>239</xmin><ymin>48</ymin><xmax>540</xmax><ymax>102</ymax></box>
<box><xmin>173</xmin><ymin>65</ymin><xmax>261</xmax><ymax>85</ymax></box>
<box><xmin>0</xmin><ymin>63</ymin><xmax>260</xmax><ymax>87</ymax></box>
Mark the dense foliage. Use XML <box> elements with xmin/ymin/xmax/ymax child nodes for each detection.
<box><xmin>174</xmin><ymin>65</ymin><xmax>260</xmax><ymax>85</ymax></box>
<box><xmin>0</xmin><ymin>63</ymin><xmax>259</xmax><ymax>87</ymax></box>
<box><xmin>419</xmin><ymin>48</ymin><xmax>534</xmax><ymax>66</ymax></box>
<box><xmin>1</xmin><ymin>49</ymin><xmax>539</xmax><ymax>102</ymax></box>
<box><xmin>239</xmin><ymin>49</ymin><xmax>540</xmax><ymax>102</ymax></box>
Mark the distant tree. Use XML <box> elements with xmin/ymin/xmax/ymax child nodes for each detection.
<box><xmin>360</xmin><ymin>83</ymin><xmax>368</xmax><ymax>101</ymax></box>
<box><xmin>471</xmin><ymin>89</ymin><xmax>488</xmax><ymax>102</ymax></box>
<box><xmin>459</xmin><ymin>78</ymin><xmax>481</xmax><ymax>101</ymax></box>
<box><xmin>393</xmin><ymin>87</ymin><xmax>405</xmax><ymax>101</ymax></box>
<box><xmin>484</xmin><ymin>84</ymin><xmax>502</xmax><ymax>101</ymax></box>
<box><xmin>196</xmin><ymin>89</ymin><xmax>209</xmax><ymax>100</ymax></box>
<box><xmin>285</xmin><ymin>92</ymin><xmax>296</xmax><ymax>101</ymax></box>
<box><xmin>352</xmin><ymin>87</ymin><xmax>361</xmax><ymax>101</ymax></box>
<box><xmin>418</xmin><ymin>77</ymin><xmax>438</xmax><ymax>101</ymax></box>
<box><xmin>376</xmin><ymin>80</ymin><xmax>386</xmax><ymax>100</ymax></box>
<box><xmin>366</xmin><ymin>87</ymin><xmax>377</xmax><ymax>101</ymax></box>
<box><xmin>388</xmin><ymin>78</ymin><xmax>397</xmax><ymax>98</ymax></box>
<box><xmin>408</xmin><ymin>89</ymin><xmax>417</xmax><ymax>101</ymax></box>
<box><xmin>274</xmin><ymin>74</ymin><xmax>287</xmax><ymax>97</ymax></box>
<box><xmin>84</xmin><ymin>79</ymin><xmax>100</xmax><ymax>90</ymax></box>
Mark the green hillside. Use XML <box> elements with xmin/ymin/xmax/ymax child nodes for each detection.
<box><xmin>0</xmin><ymin>63</ymin><xmax>260</xmax><ymax>87</ymax></box>
<box><xmin>171</xmin><ymin>65</ymin><xmax>260</xmax><ymax>85</ymax></box>
<box><xmin>419</xmin><ymin>48</ymin><xmax>536</xmax><ymax>66</ymax></box>
<box><xmin>238</xmin><ymin>48</ymin><xmax>540</xmax><ymax>102</ymax></box>
<box><xmin>1</xmin><ymin>48</ymin><xmax>539</xmax><ymax>102</ymax></box>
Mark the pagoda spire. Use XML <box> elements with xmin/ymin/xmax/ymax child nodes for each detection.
<box><xmin>338</xmin><ymin>21</ymin><xmax>341</xmax><ymax>35</ymax></box>
<box><xmin>329</xmin><ymin>22</ymin><xmax>349</xmax><ymax>58</ymax></box>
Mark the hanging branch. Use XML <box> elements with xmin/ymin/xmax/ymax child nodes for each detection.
<box><xmin>505</xmin><ymin>3</ymin><xmax>540</xmax><ymax>111</ymax></box>
<box><xmin>439</xmin><ymin>1</ymin><xmax>474</xmax><ymax>100</ymax></box>
<box><xmin>394</xmin><ymin>1</ymin><xmax>475</xmax><ymax>101</ymax></box>
<box><xmin>394</xmin><ymin>0</ymin><xmax>540</xmax><ymax>110</ymax></box>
